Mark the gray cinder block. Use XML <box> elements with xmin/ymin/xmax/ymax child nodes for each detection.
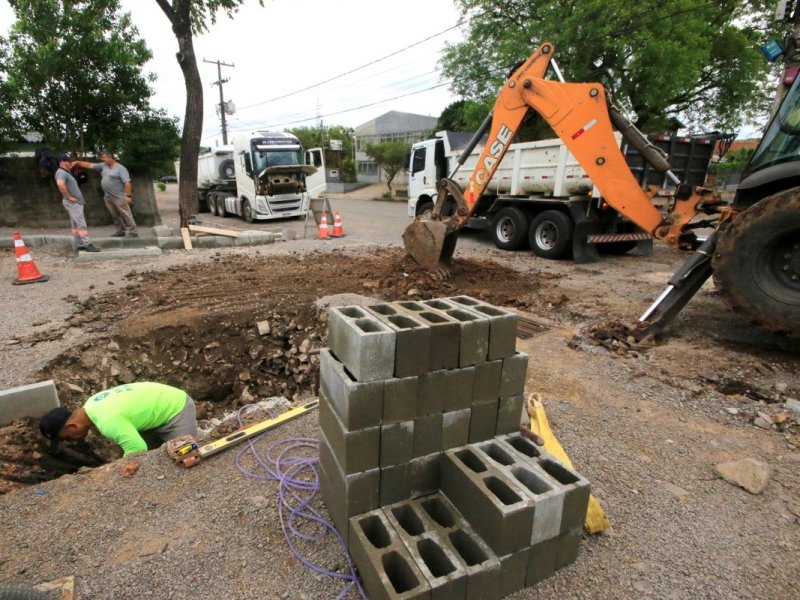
<box><xmin>410</xmin><ymin>454</ymin><xmax>441</xmax><ymax>498</ymax></box>
<box><xmin>381</xmin><ymin>463</ymin><xmax>412</xmax><ymax>506</ymax></box>
<box><xmin>440</xmin><ymin>446</ymin><xmax>534</xmax><ymax>556</ymax></box>
<box><xmin>383</xmin><ymin>376</ymin><xmax>418</xmax><ymax>424</ymax></box>
<box><xmin>468</xmin><ymin>400</ymin><xmax>498</xmax><ymax>444</ymax></box>
<box><xmin>367</xmin><ymin>304</ymin><xmax>432</xmax><ymax>377</ymax></box>
<box><xmin>328</xmin><ymin>306</ymin><xmax>396</xmax><ymax>382</ymax></box>
<box><xmin>319</xmin><ymin>431</ymin><xmax>380</xmax><ymax>520</ymax></box>
<box><xmin>0</xmin><ymin>380</ymin><xmax>60</xmax><ymax>425</ymax></box>
<box><xmin>396</xmin><ymin>301</ymin><xmax>460</xmax><ymax>370</ymax></box>
<box><xmin>413</xmin><ymin>413</ymin><xmax>443</xmax><ymax>458</ymax></box>
<box><xmin>348</xmin><ymin>510</ymin><xmax>431</xmax><ymax>600</ymax></box>
<box><xmin>498</xmin><ymin>549</ymin><xmax>529</xmax><ymax>598</ymax></box>
<box><xmin>443</xmin><ymin>307</ymin><xmax>490</xmax><ymax>367</ymax></box>
<box><xmin>442</xmin><ymin>367</ymin><xmax>474</xmax><ymax>412</ymax></box>
<box><xmin>526</xmin><ymin>536</ymin><xmax>559</xmax><ymax>586</ymax></box>
<box><xmin>500</xmin><ymin>352</ymin><xmax>529</xmax><ymax>397</ymax></box>
<box><xmin>381</xmin><ymin>421</ymin><xmax>415</xmax><ymax>468</ymax></box>
<box><xmin>441</xmin><ymin>409</ymin><xmax>471</xmax><ymax>450</ymax></box>
<box><xmin>319</xmin><ymin>394</ymin><xmax>380</xmax><ymax>474</ymax></box>
<box><xmin>448</xmin><ymin>296</ymin><xmax>518</xmax><ymax>360</ymax></box>
<box><xmin>472</xmin><ymin>361</ymin><xmax>502</xmax><ymax>404</ymax></box>
<box><xmin>554</xmin><ymin>527</ymin><xmax>582</xmax><ymax>570</ymax></box>
<box><xmin>320</xmin><ymin>348</ymin><xmax>384</xmax><ymax>430</ymax></box>
<box><xmin>496</xmin><ymin>395</ymin><xmax>525</xmax><ymax>435</ymax></box>
<box><xmin>417</xmin><ymin>370</ymin><xmax>446</xmax><ymax>416</ymax></box>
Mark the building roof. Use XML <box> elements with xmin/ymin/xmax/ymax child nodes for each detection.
<box><xmin>355</xmin><ymin>111</ymin><xmax>438</xmax><ymax>136</ymax></box>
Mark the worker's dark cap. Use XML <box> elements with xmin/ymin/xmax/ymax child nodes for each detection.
<box><xmin>58</xmin><ymin>154</ymin><xmax>72</xmax><ymax>163</ymax></box>
<box><xmin>39</xmin><ymin>406</ymin><xmax>72</xmax><ymax>440</ymax></box>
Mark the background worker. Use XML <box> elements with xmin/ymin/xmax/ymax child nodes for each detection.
<box><xmin>54</xmin><ymin>154</ymin><xmax>100</xmax><ymax>253</ymax></box>
<box><xmin>74</xmin><ymin>151</ymin><xmax>137</xmax><ymax>237</ymax></box>
<box><xmin>38</xmin><ymin>382</ymin><xmax>198</xmax><ymax>456</ymax></box>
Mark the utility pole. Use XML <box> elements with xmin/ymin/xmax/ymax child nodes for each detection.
<box><xmin>204</xmin><ymin>58</ymin><xmax>235</xmax><ymax>144</ymax></box>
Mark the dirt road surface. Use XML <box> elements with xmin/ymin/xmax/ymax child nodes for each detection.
<box><xmin>0</xmin><ymin>186</ymin><xmax>798</xmax><ymax>599</ymax></box>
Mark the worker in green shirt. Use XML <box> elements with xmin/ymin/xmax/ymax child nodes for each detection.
<box><xmin>39</xmin><ymin>382</ymin><xmax>198</xmax><ymax>456</ymax></box>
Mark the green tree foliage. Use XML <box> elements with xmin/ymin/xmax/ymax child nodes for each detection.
<box><xmin>437</xmin><ymin>99</ymin><xmax>489</xmax><ymax>132</ymax></box>
<box><xmin>442</xmin><ymin>0</ymin><xmax>778</xmax><ymax>133</ymax></box>
<box><xmin>0</xmin><ymin>0</ymin><xmax>153</xmax><ymax>151</ymax></box>
<box><xmin>365</xmin><ymin>141</ymin><xmax>410</xmax><ymax>196</ymax></box>
<box><xmin>116</xmin><ymin>112</ymin><xmax>181</xmax><ymax>176</ymax></box>
<box><xmin>288</xmin><ymin>124</ymin><xmax>356</xmax><ymax>158</ymax></box>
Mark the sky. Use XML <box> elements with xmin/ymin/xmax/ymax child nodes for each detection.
<box><xmin>0</xmin><ymin>0</ymin><xmax>464</xmax><ymax>147</ymax></box>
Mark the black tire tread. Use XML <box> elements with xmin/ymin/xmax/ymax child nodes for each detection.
<box><xmin>490</xmin><ymin>206</ymin><xmax>529</xmax><ymax>251</ymax></box>
<box><xmin>0</xmin><ymin>585</ymin><xmax>49</xmax><ymax>600</ymax></box>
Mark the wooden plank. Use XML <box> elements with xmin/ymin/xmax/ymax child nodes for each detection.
<box><xmin>181</xmin><ymin>227</ymin><xmax>193</xmax><ymax>250</ymax></box>
<box><xmin>187</xmin><ymin>224</ymin><xmax>240</xmax><ymax>238</ymax></box>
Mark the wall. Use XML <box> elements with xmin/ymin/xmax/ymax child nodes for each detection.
<box><xmin>0</xmin><ymin>157</ymin><xmax>160</xmax><ymax>228</ymax></box>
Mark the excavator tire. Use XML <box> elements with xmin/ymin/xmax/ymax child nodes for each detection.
<box><xmin>712</xmin><ymin>188</ymin><xmax>800</xmax><ymax>335</ymax></box>
<box><xmin>0</xmin><ymin>585</ymin><xmax>48</xmax><ymax>600</ymax></box>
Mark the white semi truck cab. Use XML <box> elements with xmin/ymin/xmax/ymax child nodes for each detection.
<box><xmin>197</xmin><ymin>131</ymin><xmax>313</xmax><ymax>222</ymax></box>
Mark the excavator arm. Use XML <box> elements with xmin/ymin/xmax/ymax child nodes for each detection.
<box><xmin>403</xmin><ymin>42</ymin><xmax>716</xmax><ymax>270</ymax></box>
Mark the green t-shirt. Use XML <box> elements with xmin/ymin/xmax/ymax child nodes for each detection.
<box><xmin>83</xmin><ymin>382</ymin><xmax>187</xmax><ymax>455</ymax></box>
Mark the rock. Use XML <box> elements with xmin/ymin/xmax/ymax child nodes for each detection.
<box><xmin>407</xmin><ymin>288</ymin><xmax>421</xmax><ymax>296</ymax></box>
<box><xmin>65</xmin><ymin>383</ymin><xmax>84</xmax><ymax>393</ymax></box>
<box><xmin>714</xmin><ymin>458</ymin><xmax>770</xmax><ymax>494</ymax></box>
<box><xmin>31</xmin><ymin>451</ymin><xmax>42</xmax><ymax>460</ymax></box>
<box><xmin>109</xmin><ymin>367</ymin><xmax>120</xmax><ymax>377</ymax></box>
<box><xmin>204</xmin><ymin>341</ymin><xmax>220</xmax><ymax>350</ymax></box>
<box><xmin>754</xmin><ymin>417</ymin><xmax>773</xmax><ymax>430</ymax></box>
<box><xmin>256</xmin><ymin>320</ymin><xmax>271</xmax><ymax>336</ymax></box>
<box><xmin>299</xmin><ymin>338</ymin><xmax>311</xmax><ymax>354</ymax></box>
<box><xmin>785</xmin><ymin>398</ymin><xmax>800</xmax><ymax>413</ymax></box>
<box><xmin>239</xmin><ymin>369</ymin><xmax>251</xmax><ymax>382</ymax></box>
<box><xmin>107</xmin><ymin>340</ymin><xmax>120</xmax><ymax>352</ymax></box>
<box><xmin>663</xmin><ymin>482</ymin><xmax>690</xmax><ymax>498</ymax></box>
<box><xmin>725</xmin><ymin>407</ymin><xmax>739</xmax><ymax>415</ymax></box>
<box><xmin>775</xmin><ymin>382</ymin><xmax>788</xmax><ymax>393</ymax></box>
<box><xmin>772</xmin><ymin>412</ymin><xmax>789</xmax><ymax>425</ymax></box>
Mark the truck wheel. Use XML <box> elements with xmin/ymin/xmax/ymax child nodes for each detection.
<box><xmin>490</xmin><ymin>207</ymin><xmax>529</xmax><ymax>250</ymax></box>
<box><xmin>219</xmin><ymin>196</ymin><xmax>230</xmax><ymax>218</ymax></box>
<box><xmin>219</xmin><ymin>159</ymin><xmax>235</xmax><ymax>180</ymax></box>
<box><xmin>242</xmin><ymin>200</ymin><xmax>254</xmax><ymax>224</ymax></box>
<box><xmin>209</xmin><ymin>195</ymin><xmax>219</xmax><ymax>217</ymax></box>
<box><xmin>712</xmin><ymin>188</ymin><xmax>800</xmax><ymax>334</ymax></box>
<box><xmin>197</xmin><ymin>191</ymin><xmax>210</xmax><ymax>213</ymax></box>
<box><xmin>528</xmin><ymin>210</ymin><xmax>573</xmax><ymax>259</ymax></box>
<box><xmin>0</xmin><ymin>585</ymin><xmax>49</xmax><ymax>600</ymax></box>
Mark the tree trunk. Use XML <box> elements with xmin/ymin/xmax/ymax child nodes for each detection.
<box><xmin>174</xmin><ymin>27</ymin><xmax>203</xmax><ymax>227</ymax></box>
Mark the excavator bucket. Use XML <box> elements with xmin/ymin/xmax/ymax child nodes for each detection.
<box><xmin>402</xmin><ymin>217</ymin><xmax>452</xmax><ymax>272</ymax></box>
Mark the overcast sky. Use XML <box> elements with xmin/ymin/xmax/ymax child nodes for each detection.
<box><xmin>0</xmin><ymin>0</ymin><xmax>463</xmax><ymax>146</ymax></box>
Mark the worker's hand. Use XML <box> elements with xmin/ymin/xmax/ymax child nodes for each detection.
<box><xmin>125</xmin><ymin>195</ymin><xmax>133</xmax><ymax>205</ymax></box>
<box><xmin>69</xmin><ymin>197</ymin><xmax>79</xmax><ymax>204</ymax></box>
<box><xmin>121</xmin><ymin>460</ymin><xmax>140</xmax><ymax>478</ymax></box>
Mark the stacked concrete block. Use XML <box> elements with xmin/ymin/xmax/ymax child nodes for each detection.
<box><xmin>321</xmin><ymin>297</ymin><xmax>589</xmax><ymax>599</ymax></box>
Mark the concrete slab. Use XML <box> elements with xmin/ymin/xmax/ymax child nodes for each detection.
<box><xmin>0</xmin><ymin>380</ymin><xmax>60</xmax><ymax>425</ymax></box>
<box><xmin>75</xmin><ymin>246</ymin><xmax>162</xmax><ymax>261</ymax></box>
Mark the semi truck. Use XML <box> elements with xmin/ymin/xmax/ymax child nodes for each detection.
<box><xmin>407</xmin><ymin>130</ymin><xmax>716</xmax><ymax>261</ymax></box>
<box><xmin>188</xmin><ymin>131</ymin><xmax>313</xmax><ymax>222</ymax></box>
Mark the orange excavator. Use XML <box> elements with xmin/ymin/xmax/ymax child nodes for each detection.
<box><xmin>403</xmin><ymin>42</ymin><xmax>800</xmax><ymax>338</ymax></box>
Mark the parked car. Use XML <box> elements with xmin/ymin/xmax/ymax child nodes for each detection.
<box><xmin>159</xmin><ymin>175</ymin><xmax>177</xmax><ymax>183</ymax></box>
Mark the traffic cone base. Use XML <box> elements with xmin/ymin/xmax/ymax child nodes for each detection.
<box><xmin>12</xmin><ymin>232</ymin><xmax>49</xmax><ymax>285</ymax></box>
<box><xmin>317</xmin><ymin>212</ymin><xmax>331</xmax><ymax>240</ymax></box>
<box><xmin>331</xmin><ymin>212</ymin><xmax>346</xmax><ymax>238</ymax></box>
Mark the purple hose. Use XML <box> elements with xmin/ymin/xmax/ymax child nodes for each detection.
<box><xmin>233</xmin><ymin>405</ymin><xmax>366</xmax><ymax>599</ymax></box>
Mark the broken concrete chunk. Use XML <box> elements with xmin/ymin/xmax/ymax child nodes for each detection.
<box><xmin>65</xmin><ymin>383</ymin><xmax>84</xmax><ymax>393</ymax></box>
<box><xmin>714</xmin><ymin>458</ymin><xmax>770</xmax><ymax>494</ymax></box>
<box><xmin>256</xmin><ymin>320</ymin><xmax>271</xmax><ymax>336</ymax></box>
<box><xmin>107</xmin><ymin>340</ymin><xmax>120</xmax><ymax>352</ymax></box>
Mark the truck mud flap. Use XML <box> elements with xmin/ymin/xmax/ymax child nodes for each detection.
<box><xmin>567</xmin><ymin>198</ymin><xmax>601</xmax><ymax>264</ymax></box>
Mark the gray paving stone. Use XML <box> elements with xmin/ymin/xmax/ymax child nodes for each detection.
<box><xmin>0</xmin><ymin>380</ymin><xmax>60</xmax><ymax>425</ymax></box>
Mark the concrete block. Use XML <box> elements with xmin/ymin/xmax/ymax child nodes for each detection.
<box><xmin>413</xmin><ymin>413</ymin><xmax>443</xmax><ymax>458</ymax></box>
<box><xmin>319</xmin><ymin>431</ymin><xmax>380</xmax><ymax>519</ymax></box>
<box><xmin>440</xmin><ymin>446</ymin><xmax>534</xmax><ymax>556</ymax></box>
<box><xmin>381</xmin><ymin>421</ymin><xmax>415</xmax><ymax>468</ymax></box>
<box><xmin>468</xmin><ymin>400</ymin><xmax>498</xmax><ymax>443</ymax></box>
<box><xmin>194</xmin><ymin>235</ymin><xmax>217</xmax><ymax>248</ymax></box>
<box><xmin>441</xmin><ymin>409</ymin><xmax>471</xmax><ymax>450</ymax></box>
<box><xmin>328</xmin><ymin>306</ymin><xmax>395</xmax><ymax>382</ymax></box>
<box><xmin>348</xmin><ymin>510</ymin><xmax>431</xmax><ymax>600</ymax></box>
<box><xmin>415</xmin><ymin>494</ymin><xmax>501</xmax><ymax>600</ymax></box>
<box><xmin>319</xmin><ymin>465</ymin><xmax>349</xmax><ymax>547</ymax></box>
<box><xmin>214</xmin><ymin>236</ymin><xmax>235</xmax><ymax>247</ymax></box>
<box><xmin>367</xmin><ymin>304</ymin><xmax>432</xmax><ymax>377</ymax></box>
<box><xmin>156</xmin><ymin>236</ymin><xmax>184</xmax><ymax>250</ymax></box>
<box><xmin>441</xmin><ymin>306</ymin><xmax>490</xmax><ymax>367</ymax></box>
<box><xmin>396</xmin><ymin>301</ymin><xmax>460</xmax><ymax>370</ymax></box>
<box><xmin>75</xmin><ymin>246</ymin><xmax>162</xmax><ymax>261</ymax></box>
<box><xmin>495</xmin><ymin>395</ymin><xmax>525</xmax><ymax>435</ymax></box>
<box><xmin>498</xmin><ymin>549</ymin><xmax>529</xmax><ymax>598</ymax></box>
<box><xmin>554</xmin><ymin>528</ymin><xmax>582</xmax><ymax>570</ymax></box>
<box><xmin>448</xmin><ymin>296</ymin><xmax>517</xmax><ymax>360</ymax></box>
<box><xmin>417</xmin><ymin>370</ymin><xmax>446</xmax><ymax>416</ymax></box>
<box><xmin>0</xmin><ymin>380</ymin><xmax>60</xmax><ymax>425</ymax></box>
<box><xmin>384</xmin><ymin>376</ymin><xmax>418</xmax><ymax>423</ymax></box>
<box><xmin>442</xmin><ymin>367</ymin><xmax>474</xmax><ymax>412</ymax></box>
<box><xmin>472</xmin><ymin>360</ymin><xmax>502</xmax><ymax>404</ymax></box>
<box><xmin>499</xmin><ymin>352</ymin><xmax>529</xmax><ymax>397</ymax></box>
<box><xmin>319</xmin><ymin>395</ymin><xmax>380</xmax><ymax>474</ymax></box>
<box><xmin>151</xmin><ymin>225</ymin><xmax>174</xmax><ymax>237</ymax></box>
<box><xmin>526</xmin><ymin>536</ymin><xmax>558</xmax><ymax>586</ymax></box>
<box><xmin>320</xmin><ymin>348</ymin><xmax>384</xmax><ymax>430</ymax></box>
<box><xmin>476</xmin><ymin>441</ymin><xmax>564</xmax><ymax>545</ymax></box>
<box><xmin>410</xmin><ymin>454</ymin><xmax>441</xmax><ymax>498</ymax></box>
<box><xmin>381</xmin><ymin>463</ymin><xmax>412</xmax><ymax>506</ymax></box>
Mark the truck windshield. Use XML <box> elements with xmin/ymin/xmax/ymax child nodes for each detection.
<box><xmin>746</xmin><ymin>80</ymin><xmax>800</xmax><ymax>174</ymax></box>
<box><xmin>253</xmin><ymin>149</ymin><xmax>303</xmax><ymax>171</ymax></box>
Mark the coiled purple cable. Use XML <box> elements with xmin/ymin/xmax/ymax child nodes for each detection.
<box><xmin>233</xmin><ymin>405</ymin><xmax>366</xmax><ymax>599</ymax></box>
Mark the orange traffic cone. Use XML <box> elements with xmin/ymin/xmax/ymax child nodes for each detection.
<box><xmin>331</xmin><ymin>212</ymin><xmax>345</xmax><ymax>238</ymax></box>
<box><xmin>12</xmin><ymin>231</ymin><xmax>49</xmax><ymax>285</ymax></box>
<box><xmin>317</xmin><ymin>212</ymin><xmax>331</xmax><ymax>240</ymax></box>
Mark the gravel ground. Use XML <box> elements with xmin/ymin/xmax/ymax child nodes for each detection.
<box><xmin>0</xmin><ymin>187</ymin><xmax>798</xmax><ymax>598</ymax></box>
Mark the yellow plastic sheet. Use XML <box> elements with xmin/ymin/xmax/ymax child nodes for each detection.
<box><xmin>527</xmin><ymin>393</ymin><xmax>610</xmax><ymax>534</ymax></box>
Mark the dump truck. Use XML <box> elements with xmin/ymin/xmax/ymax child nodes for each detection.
<box><xmin>402</xmin><ymin>42</ymin><xmax>800</xmax><ymax>338</ymax></box>
<box><xmin>407</xmin><ymin>131</ymin><xmax>717</xmax><ymax>259</ymax></box>
<box><xmin>190</xmin><ymin>131</ymin><xmax>313</xmax><ymax>222</ymax></box>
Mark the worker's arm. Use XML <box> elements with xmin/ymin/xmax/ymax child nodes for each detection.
<box><xmin>98</xmin><ymin>418</ymin><xmax>148</xmax><ymax>456</ymax></box>
<box><xmin>121</xmin><ymin>165</ymin><xmax>132</xmax><ymax>202</ymax></box>
<box><xmin>73</xmin><ymin>161</ymin><xmax>102</xmax><ymax>171</ymax></box>
<box><xmin>55</xmin><ymin>174</ymin><xmax>79</xmax><ymax>203</ymax></box>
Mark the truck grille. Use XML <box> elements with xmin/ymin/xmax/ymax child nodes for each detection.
<box><xmin>268</xmin><ymin>195</ymin><xmax>303</xmax><ymax>213</ymax></box>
